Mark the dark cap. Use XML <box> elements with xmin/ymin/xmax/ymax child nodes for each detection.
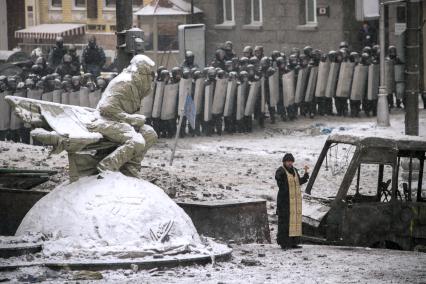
<box><xmin>282</xmin><ymin>153</ymin><xmax>295</xmax><ymax>162</ymax></box>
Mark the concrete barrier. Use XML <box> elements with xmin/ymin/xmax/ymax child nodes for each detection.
<box><xmin>177</xmin><ymin>199</ymin><xmax>271</xmax><ymax>244</ymax></box>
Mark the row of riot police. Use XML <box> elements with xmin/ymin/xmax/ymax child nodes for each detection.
<box><xmin>0</xmin><ymin>73</ymin><xmax>112</xmax><ymax>143</ymax></box>
<box><xmin>139</xmin><ymin>42</ymin><xmax>407</xmax><ymax>138</ymax></box>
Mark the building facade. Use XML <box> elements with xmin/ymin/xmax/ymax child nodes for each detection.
<box><xmin>193</xmin><ymin>0</ymin><xmax>366</xmax><ymax>60</ymax></box>
<box><xmin>23</xmin><ymin>0</ymin><xmax>145</xmax><ymax>50</ymax></box>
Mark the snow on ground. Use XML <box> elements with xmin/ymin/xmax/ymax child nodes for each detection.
<box><xmin>1</xmin><ymin>109</ymin><xmax>425</xmax><ymax>282</ymax></box>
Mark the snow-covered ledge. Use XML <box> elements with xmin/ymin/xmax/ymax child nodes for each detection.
<box><xmin>242</xmin><ymin>23</ymin><xmax>263</xmax><ymax>30</ymax></box>
<box><xmin>296</xmin><ymin>23</ymin><xmax>318</xmax><ymax>31</ymax></box>
<box><xmin>214</xmin><ymin>23</ymin><xmax>236</xmax><ymax>30</ymax></box>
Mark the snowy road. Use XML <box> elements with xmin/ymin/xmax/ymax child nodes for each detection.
<box><xmin>1</xmin><ymin>109</ymin><xmax>425</xmax><ymax>282</ymax></box>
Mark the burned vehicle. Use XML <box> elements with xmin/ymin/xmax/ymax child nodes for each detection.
<box><xmin>302</xmin><ymin>134</ymin><xmax>425</xmax><ymax>250</ymax></box>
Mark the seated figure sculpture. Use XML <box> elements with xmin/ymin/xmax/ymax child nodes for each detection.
<box><xmin>6</xmin><ymin>55</ymin><xmax>157</xmax><ymax>181</ymax></box>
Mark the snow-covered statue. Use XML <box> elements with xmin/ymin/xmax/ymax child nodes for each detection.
<box><xmin>6</xmin><ymin>55</ymin><xmax>157</xmax><ymax>181</ymax></box>
<box><xmin>5</xmin><ymin>55</ymin><xmax>230</xmax><ymax>260</ymax></box>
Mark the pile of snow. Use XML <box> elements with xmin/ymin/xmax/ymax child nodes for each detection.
<box><xmin>16</xmin><ymin>172</ymin><xmax>206</xmax><ymax>258</ymax></box>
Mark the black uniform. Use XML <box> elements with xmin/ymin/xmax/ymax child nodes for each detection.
<box><xmin>275</xmin><ymin>165</ymin><xmax>309</xmax><ymax>249</ymax></box>
<box><xmin>82</xmin><ymin>45</ymin><xmax>106</xmax><ymax>77</ymax></box>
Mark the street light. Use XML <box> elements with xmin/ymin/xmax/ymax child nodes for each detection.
<box><xmin>377</xmin><ymin>1</ymin><xmax>391</xmax><ymax>127</ymax></box>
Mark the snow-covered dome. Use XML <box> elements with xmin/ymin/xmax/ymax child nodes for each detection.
<box><xmin>16</xmin><ymin>172</ymin><xmax>203</xmax><ymax>257</ymax></box>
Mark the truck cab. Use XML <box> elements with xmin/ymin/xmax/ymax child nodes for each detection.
<box><xmin>302</xmin><ymin>134</ymin><xmax>426</xmax><ymax>250</ymax></box>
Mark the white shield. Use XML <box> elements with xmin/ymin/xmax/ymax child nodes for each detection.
<box><xmin>335</xmin><ymin>62</ymin><xmax>355</xmax><ymax>98</ymax></box>
<box><xmin>260</xmin><ymin>76</ymin><xmax>266</xmax><ymax>113</ymax></box>
<box><xmin>204</xmin><ymin>83</ymin><xmax>214</xmax><ymax>122</ymax></box>
<box><xmin>42</xmin><ymin>91</ymin><xmax>54</xmax><ymax>102</ymax></box>
<box><xmin>152</xmin><ymin>81</ymin><xmax>165</xmax><ymax>119</ymax></box>
<box><xmin>193</xmin><ymin>78</ymin><xmax>204</xmax><ymax>115</ymax></box>
<box><xmin>325</xmin><ymin>62</ymin><xmax>340</xmax><ymax>98</ymax></box>
<box><xmin>53</xmin><ymin>89</ymin><xmax>62</xmax><ymax>104</ymax></box>
<box><xmin>79</xmin><ymin>87</ymin><xmax>91</xmax><ymax>107</ymax></box>
<box><xmin>178</xmin><ymin>78</ymin><xmax>193</xmax><ymax>116</ymax></box>
<box><xmin>223</xmin><ymin>79</ymin><xmax>237</xmax><ymax>117</ymax></box>
<box><xmin>282</xmin><ymin>71</ymin><xmax>296</xmax><ymax>107</ymax></box>
<box><xmin>61</xmin><ymin>92</ymin><xmax>70</xmax><ymax>105</ymax></box>
<box><xmin>236</xmin><ymin>81</ymin><xmax>248</xmax><ymax>120</ymax></box>
<box><xmin>367</xmin><ymin>64</ymin><xmax>380</xmax><ymax>100</ymax></box>
<box><xmin>141</xmin><ymin>82</ymin><xmax>155</xmax><ymax>118</ymax></box>
<box><xmin>89</xmin><ymin>90</ymin><xmax>102</xmax><ymax>109</ymax></box>
<box><xmin>350</xmin><ymin>64</ymin><xmax>368</xmax><ymax>101</ymax></box>
<box><xmin>268</xmin><ymin>71</ymin><xmax>279</xmax><ymax>107</ymax></box>
<box><xmin>315</xmin><ymin>61</ymin><xmax>330</xmax><ymax>98</ymax></box>
<box><xmin>69</xmin><ymin>91</ymin><xmax>80</xmax><ymax>106</ymax></box>
<box><xmin>212</xmin><ymin>78</ymin><xmax>227</xmax><ymax>115</ymax></box>
<box><xmin>305</xmin><ymin>66</ymin><xmax>318</xmax><ymax>102</ymax></box>
<box><xmin>161</xmin><ymin>83</ymin><xmax>179</xmax><ymax>120</ymax></box>
<box><xmin>295</xmin><ymin>67</ymin><xmax>309</xmax><ymax>104</ymax></box>
<box><xmin>27</xmin><ymin>89</ymin><xmax>43</xmax><ymax>101</ymax></box>
<box><xmin>244</xmin><ymin>80</ymin><xmax>260</xmax><ymax>116</ymax></box>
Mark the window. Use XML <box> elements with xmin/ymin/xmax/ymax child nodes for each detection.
<box><xmin>87</xmin><ymin>0</ymin><xmax>98</xmax><ymax>18</ymax></box>
<box><xmin>74</xmin><ymin>0</ymin><xmax>85</xmax><ymax>7</ymax></box>
<box><xmin>251</xmin><ymin>0</ymin><xmax>262</xmax><ymax>24</ymax></box>
<box><xmin>105</xmin><ymin>0</ymin><xmax>116</xmax><ymax>8</ymax></box>
<box><xmin>50</xmin><ymin>0</ymin><xmax>62</xmax><ymax>9</ymax></box>
<box><xmin>306</xmin><ymin>0</ymin><xmax>317</xmax><ymax>24</ymax></box>
<box><xmin>222</xmin><ymin>0</ymin><xmax>235</xmax><ymax>24</ymax></box>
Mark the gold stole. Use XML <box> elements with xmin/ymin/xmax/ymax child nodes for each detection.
<box><xmin>284</xmin><ymin>167</ymin><xmax>302</xmax><ymax>237</ymax></box>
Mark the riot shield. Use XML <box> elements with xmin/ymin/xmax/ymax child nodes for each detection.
<box><xmin>53</xmin><ymin>89</ymin><xmax>62</xmax><ymax>104</ymax></box>
<box><xmin>69</xmin><ymin>91</ymin><xmax>80</xmax><ymax>106</ymax></box>
<box><xmin>244</xmin><ymin>80</ymin><xmax>260</xmax><ymax>116</ymax></box>
<box><xmin>204</xmin><ymin>83</ymin><xmax>214</xmax><ymax>122</ymax></box>
<box><xmin>41</xmin><ymin>91</ymin><xmax>53</xmax><ymax>102</ymax></box>
<box><xmin>223</xmin><ymin>78</ymin><xmax>238</xmax><ymax>117</ymax></box>
<box><xmin>152</xmin><ymin>81</ymin><xmax>165</xmax><ymax>119</ymax></box>
<box><xmin>350</xmin><ymin>65</ymin><xmax>368</xmax><ymax>101</ymax></box>
<box><xmin>61</xmin><ymin>92</ymin><xmax>70</xmax><ymax>105</ymax></box>
<box><xmin>141</xmin><ymin>82</ymin><xmax>155</xmax><ymax>118</ymax></box>
<box><xmin>10</xmin><ymin>90</ymin><xmax>26</xmax><ymax>130</ymax></box>
<box><xmin>193</xmin><ymin>78</ymin><xmax>204</xmax><ymax>115</ymax></box>
<box><xmin>282</xmin><ymin>71</ymin><xmax>295</xmax><ymax>107</ymax></box>
<box><xmin>384</xmin><ymin>59</ymin><xmax>395</xmax><ymax>94</ymax></box>
<box><xmin>0</xmin><ymin>91</ymin><xmax>11</xmax><ymax>132</ymax></box>
<box><xmin>325</xmin><ymin>62</ymin><xmax>340</xmax><ymax>98</ymax></box>
<box><xmin>268</xmin><ymin>71</ymin><xmax>279</xmax><ymax>108</ymax></box>
<box><xmin>305</xmin><ymin>66</ymin><xmax>318</xmax><ymax>103</ymax></box>
<box><xmin>295</xmin><ymin>67</ymin><xmax>309</xmax><ymax>104</ymax></box>
<box><xmin>178</xmin><ymin>78</ymin><xmax>192</xmax><ymax>116</ymax></box>
<box><xmin>79</xmin><ymin>87</ymin><xmax>91</xmax><ymax>107</ymax></box>
<box><xmin>27</xmin><ymin>89</ymin><xmax>43</xmax><ymax>101</ymax></box>
<box><xmin>336</xmin><ymin>62</ymin><xmax>355</xmax><ymax>98</ymax></box>
<box><xmin>89</xmin><ymin>90</ymin><xmax>102</xmax><ymax>109</ymax></box>
<box><xmin>260</xmin><ymin>76</ymin><xmax>268</xmax><ymax>113</ymax></box>
<box><xmin>161</xmin><ymin>83</ymin><xmax>179</xmax><ymax>120</ymax></box>
<box><xmin>367</xmin><ymin>64</ymin><xmax>379</xmax><ymax>100</ymax></box>
<box><xmin>394</xmin><ymin>63</ymin><xmax>405</xmax><ymax>100</ymax></box>
<box><xmin>236</xmin><ymin>81</ymin><xmax>248</xmax><ymax>121</ymax></box>
<box><xmin>212</xmin><ymin>78</ymin><xmax>228</xmax><ymax>115</ymax></box>
<box><xmin>315</xmin><ymin>61</ymin><xmax>330</xmax><ymax>98</ymax></box>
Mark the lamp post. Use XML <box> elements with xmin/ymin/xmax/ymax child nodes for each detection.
<box><xmin>377</xmin><ymin>1</ymin><xmax>390</xmax><ymax>127</ymax></box>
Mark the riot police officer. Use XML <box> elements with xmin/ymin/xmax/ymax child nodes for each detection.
<box><xmin>82</xmin><ymin>36</ymin><xmax>106</xmax><ymax>77</ymax></box>
<box><xmin>48</xmin><ymin>37</ymin><xmax>67</xmax><ymax>71</ymax></box>
<box><xmin>182</xmin><ymin>50</ymin><xmax>199</xmax><ymax>70</ymax></box>
<box><xmin>211</xmin><ymin>49</ymin><xmax>226</xmax><ymax>70</ymax></box>
<box><xmin>223</xmin><ymin>41</ymin><xmax>236</xmax><ymax>61</ymax></box>
<box><xmin>242</xmin><ymin>46</ymin><xmax>254</xmax><ymax>58</ymax></box>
